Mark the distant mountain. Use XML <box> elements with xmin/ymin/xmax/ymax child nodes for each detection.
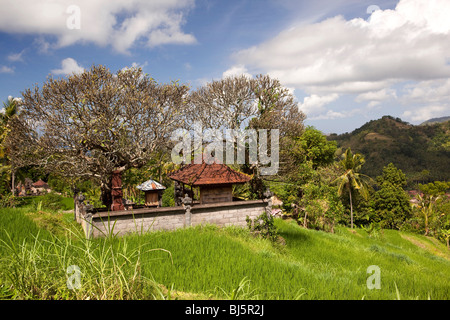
<box><xmin>420</xmin><ymin>116</ymin><xmax>450</xmax><ymax>125</ymax></box>
<box><xmin>327</xmin><ymin>115</ymin><xmax>450</xmax><ymax>185</ymax></box>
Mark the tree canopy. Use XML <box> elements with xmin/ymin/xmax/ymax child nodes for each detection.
<box><xmin>289</xmin><ymin>126</ymin><xmax>337</xmax><ymax>169</ymax></box>
<box><xmin>5</xmin><ymin>65</ymin><xmax>190</xmax><ymax>207</ymax></box>
<box><xmin>373</xmin><ymin>163</ymin><xmax>411</xmax><ymax>229</ymax></box>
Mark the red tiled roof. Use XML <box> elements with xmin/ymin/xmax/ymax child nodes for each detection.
<box><xmin>32</xmin><ymin>179</ymin><xmax>49</xmax><ymax>188</ymax></box>
<box><xmin>168</xmin><ymin>163</ymin><xmax>252</xmax><ymax>186</ymax></box>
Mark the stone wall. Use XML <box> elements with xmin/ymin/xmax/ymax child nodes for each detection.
<box><xmin>191</xmin><ymin>201</ymin><xmax>265</xmax><ymax>228</ymax></box>
<box><xmin>78</xmin><ymin>199</ymin><xmax>268</xmax><ymax>238</ymax></box>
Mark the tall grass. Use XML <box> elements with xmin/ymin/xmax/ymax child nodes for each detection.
<box><xmin>1</xmin><ymin>206</ymin><xmax>449</xmax><ymax>299</ymax></box>
<box><xmin>0</xmin><ymin>208</ymin><xmax>170</xmax><ymax>299</ymax></box>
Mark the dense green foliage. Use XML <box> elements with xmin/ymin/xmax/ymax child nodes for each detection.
<box><xmin>289</xmin><ymin>126</ymin><xmax>337</xmax><ymax>169</ymax></box>
<box><xmin>246</xmin><ymin>212</ymin><xmax>280</xmax><ymax>243</ymax></box>
<box><xmin>328</xmin><ymin>116</ymin><xmax>450</xmax><ymax>183</ymax></box>
<box><xmin>161</xmin><ymin>185</ymin><xmax>175</xmax><ymax>207</ymax></box>
<box><xmin>299</xmin><ymin>183</ymin><xmax>345</xmax><ymax>232</ymax></box>
<box><xmin>373</xmin><ymin>164</ymin><xmax>412</xmax><ymax>229</ymax></box>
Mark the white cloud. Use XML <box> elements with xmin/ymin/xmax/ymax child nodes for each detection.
<box><xmin>33</xmin><ymin>37</ymin><xmax>51</xmax><ymax>54</ymax></box>
<box><xmin>309</xmin><ymin>109</ymin><xmax>348</xmax><ymax>120</ymax></box>
<box><xmin>0</xmin><ymin>0</ymin><xmax>196</xmax><ymax>54</ymax></box>
<box><xmin>298</xmin><ymin>93</ymin><xmax>339</xmax><ymax>116</ymax></box>
<box><xmin>401</xmin><ymin>79</ymin><xmax>450</xmax><ymax>105</ymax></box>
<box><xmin>355</xmin><ymin>89</ymin><xmax>396</xmax><ymax>103</ymax></box>
<box><xmin>0</xmin><ymin>66</ymin><xmax>14</xmax><ymax>74</ymax></box>
<box><xmin>7</xmin><ymin>50</ymin><xmax>25</xmax><ymax>62</ymax></box>
<box><xmin>228</xmin><ymin>0</ymin><xmax>450</xmax><ymax>120</ymax></box>
<box><xmin>402</xmin><ymin>105</ymin><xmax>448</xmax><ymax>122</ymax></box>
<box><xmin>222</xmin><ymin>65</ymin><xmax>252</xmax><ymax>79</ymax></box>
<box><xmin>122</xmin><ymin>61</ymin><xmax>148</xmax><ymax>71</ymax></box>
<box><xmin>234</xmin><ymin>1</ymin><xmax>450</xmax><ymax>90</ymax></box>
<box><xmin>51</xmin><ymin>58</ymin><xmax>84</xmax><ymax>76</ymax></box>
<box><xmin>355</xmin><ymin>88</ymin><xmax>397</xmax><ymax>108</ymax></box>
<box><xmin>398</xmin><ymin>79</ymin><xmax>450</xmax><ymax>122</ymax></box>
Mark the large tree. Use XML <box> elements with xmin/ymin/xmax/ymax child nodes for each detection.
<box><xmin>287</xmin><ymin>126</ymin><xmax>337</xmax><ymax>170</ymax></box>
<box><xmin>6</xmin><ymin>65</ymin><xmax>190</xmax><ymax>208</ymax></box>
<box><xmin>188</xmin><ymin>75</ymin><xmax>257</xmax><ymax>130</ymax></box>
<box><xmin>373</xmin><ymin>163</ymin><xmax>412</xmax><ymax>229</ymax></box>
<box><xmin>188</xmin><ymin>74</ymin><xmax>305</xmax><ymax>199</ymax></box>
<box><xmin>188</xmin><ymin>74</ymin><xmax>305</xmax><ymax>137</ymax></box>
<box><xmin>188</xmin><ymin>74</ymin><xmax>305</xmax><ymax>168</ymax></box>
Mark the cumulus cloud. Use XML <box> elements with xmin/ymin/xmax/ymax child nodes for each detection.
<box><xmin>222</xmin><ymin>65</ymin><xmax>252</xmax><ymax>79</ymax></box>
<box><xmin>298</xmin><ymin>93</ymin><xmax>339</xmax><ymax>115</ymax></box>
<box><xmin>0</xmin><ymin>66</ymin><xmax>14</xmax><ymax>74</ymax></box>
<box><xmin>401</xmin><ymin>79</ymin><xmax>450</xmax><ymax>105</ymax></box>
<box><xmin>0</xmin><ymin>0</ymin><xmax>196</xmax><ymax>54</ymax></box>
<box><xmin>355</xmin><ymin>88</ymin><xmax>397</xmax><ymax>108</ymax></box>
<box><xmin>402</xmin><ymin>105</ymin><xmax>448</xmax><ymax>122</ymax></box>
<box><xmin>355</xmin><ymin>89</ymin><xmax>396</xmax><ymax>103</ymax></box>
<box><xmin>399</xmin><ymin>79</ymin><xmax>450</xmax><ymax>122</ymax></box>
<box><xmin>234</xmin><ymin>1</ymin><xmax>450</xmax><ymax>90</ymax></box>
<box><xmin>228</xmin><ymin>0</ymin><xmax>450</xmax><ymax>121</ymax></box>
<box><xmin>51</xmin><ymin>58</ymin><xmax>84</xmax><ymax>75</ymax></box>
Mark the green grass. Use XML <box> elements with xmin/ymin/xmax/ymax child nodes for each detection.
<box><xmin>121</xmin><ymin>219</ymin><xmax>450</xmax><ymax>299</ymax></box>
<box><xmin>0</xmin><ymin>205</ymin><xmax>449</xmax><ymax>300</ymax></box>
<box><xmin>0</xmin><ymin>206</ymin><xmax>164</xmax><ymax>299</ymax></box>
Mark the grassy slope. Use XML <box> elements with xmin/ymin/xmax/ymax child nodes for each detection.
<box><xmin>0</xmin><ymin>208</ymin><xmax>449</xmax><ymax>300</ymax></box>
<box><xmin>131</xmin><ymin>219</ymin><xmax>449</xmax><ymax>300</ymax></box>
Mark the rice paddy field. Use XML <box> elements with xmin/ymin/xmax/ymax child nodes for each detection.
<box><xmin>0</xmin><ymin>203</ymin><xmax>449</xmax><ymax>300</ymax></box>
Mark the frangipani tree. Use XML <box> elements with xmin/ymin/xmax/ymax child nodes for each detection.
<box><xmin>6</xmin><ymin>65</ymin><xmax>190</xmax><ymax>208</ymax></box>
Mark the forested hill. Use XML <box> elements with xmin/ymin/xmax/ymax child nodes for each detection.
<box><xmin>420</xmin><ymin>116</ymin><xmax>450</xmax><ymax>125</ymax></box>
<box><xmin>327</xmin><ymin>116</ymin><xmax>450</xmax><ymax>185</ymax></box>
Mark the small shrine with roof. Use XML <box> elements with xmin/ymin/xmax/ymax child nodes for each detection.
<box><xmin>136</xmin><ymin>179</ymin><xmax>166</xmax><ymax>207</ymax></box>
<box><xmin>168</xmin><ymin>162</ymin><xmax>252</xmax><ymax>205</ymax></box>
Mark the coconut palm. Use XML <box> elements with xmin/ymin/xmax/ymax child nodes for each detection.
<box><xmin>414</xmin><ymin>193</ymin><xmax>441</xmax><ymax>236</ymax></box>
<box><xmin>334</xmin><ymin>148</ymin><xmax>372</xmax><ymax>229</ymax></box>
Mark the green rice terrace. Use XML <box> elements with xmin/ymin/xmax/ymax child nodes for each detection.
<box><xmin>0</xmin><ymin>196</ymin><xmax>448</xmax><ymax>300</ymax></box>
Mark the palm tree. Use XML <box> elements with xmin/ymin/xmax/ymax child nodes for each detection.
<box><xmin>333</xmin><ymin>148</ymin><xmax>372</xmax><ymax>229</ymax></box>
<box><xmin>414</xmin><ymin>193</ymin><xmax>441</xmax><ymax>236</ymax></box>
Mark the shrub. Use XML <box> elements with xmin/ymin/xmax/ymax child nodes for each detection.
<box><xmin>246</xmin><ymin>212</ymin><xmax>280</xmax><ymax>243</ymax></box>
<box><xmin>0</xmin><ymin>194</ymin><xmax>18</xmax><ymax>208</ymax></box>
<box><xmin>161</xmin><ymin>186</ymin><xmax>175</xmax><ymax>207</ymax></box>
<box><xmin>34</xmin><ymin>193</ymin><xmax>71</xmax><ymax>211</ymax></box>
<box><xmin>299</xmin><ymin>183</ymin><xmax>345</xmax><ymax>233</ymax></box>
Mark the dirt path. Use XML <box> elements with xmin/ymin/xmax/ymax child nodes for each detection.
<box><xmin>401</xmin><ymin>234</ymin><xmax>450</xmax><ymax>260</ymax></box>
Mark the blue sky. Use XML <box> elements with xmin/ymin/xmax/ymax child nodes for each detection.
<box><xmin>1</xmin><ymin>0</ymin><xmax>449</xmax><ymax>134</ymax></box>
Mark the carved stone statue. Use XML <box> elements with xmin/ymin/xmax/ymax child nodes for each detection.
<box><xmin>182</xmin><ymin>193</ymin><xmax>193</xmax><ymax>227</ymax></box>
<box><xmin>263</xmin><ymin>188</ymin><xmax>273</xmax><ymax>218</ymax></box>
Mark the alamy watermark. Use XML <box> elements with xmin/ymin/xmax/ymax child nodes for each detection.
<box><xmin>66</xmin><ymin>5</ymin><xmax>81</xmax><ymax>30</ymax></box>
<box><xmin>67</xmin><ymin>265</ymin><xmax>81</xmax><ymax>290</ymax></box>
<box><xmin>367</xmin><ymin>5</ymin><xmax>381</xmax><ymax>14</ymax></box>
<box><xmin>170</xmin><ymin>122</ymin><xmax>279</xmax><ymax>175</ymax></box>
<box><xmin>366</xmin><ymin>265</ymin><xmax>381</xmax><ymax>290</ymax></box>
